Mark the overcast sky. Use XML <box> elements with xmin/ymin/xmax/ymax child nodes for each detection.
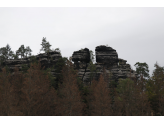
<box><xmin>0</xmin><ymin>7</ymin><xmax>164</xmax><ymax>76</ymax></box>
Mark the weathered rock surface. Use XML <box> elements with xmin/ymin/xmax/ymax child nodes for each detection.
<box><xmin>0</xmin><ymin>45</ymin><xmax>138</xmax><ymax>87</ymax></box>
<box><xmin>72</xmin><ymin>45</ymin><xmax>138</xmax><ymax>86</ymax></box>
<box><xmin>0</xmin><ymin>51</ymin><xmax>62</xmax><ymax>79</ymax></box>
<box><xmin>72</xmin><ymin>48</ymin><xmax>90</xmax><ymax>85</ymax></box>
<box><xmin>96</xmin><ymin>45</ymin><xmax>118</xmax><ymax>64</ymax></box>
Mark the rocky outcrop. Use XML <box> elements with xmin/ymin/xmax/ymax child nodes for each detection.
<box><xmin>72</xmin><ymin>45</ymin><xmax>138</xmax><ymax>86</ymax></box>
<box><xmin>0</xmin><ymin>45</ymin><xmax>138</xmax><ymax>87</ymax></box>
<box><xmin>72</xmin><ymin>48</ymin><xmax>90</xmax><ymax>85</ymax></box>
<box><xmin>0</xmin><ymin>51</ymin><xmax>62</xmax><ymax>79</ymax></box>
<box><xmin>96</xmin><ymin>45</ymin><xmax>118</xmax><ymax>64</ymax></box>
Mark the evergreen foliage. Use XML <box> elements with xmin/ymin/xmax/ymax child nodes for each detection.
<box><xmin>134</xmin><ymin>62</ymin><xmax>150</xmax><ymax>79</ymax></box>
<box><xmin>56</xmin><ymin>59</ymin><xmax>84</xmax><ymax>115</ymax></box>
<box><xmin>0</xmin><ymin>44</ymin><xmax>14</xmax><ymax>64</ymax></box>
<box><xmin>89</xmin><ymin>74</ymin><xmax>112</xmax><ymax>116</ymax></box>
<box><xmin>89</xmin><ymin>50</ymin><xmax>95</xmax><ymax>63</ymax></box>
<box><xmin>88</xmin><ymin>61</ymin><xmax>97</xmax><ymax>84</ymax></box>
<box><xmin>21</xmin><ymin>64</ymin><xmax>29</xmax><ymax>73</ymax></box>
<box><xmin>146</xmin><ymin>62</ymin><xmax>164</xmax><ymax>115</ymax></box>
<box><xmin>40</xmin><ymin>37</ymin><xmax>52</xmax><ymax>53</ymax></box>
<box><xmin>53</xmin><ymin>57</ymin><xmax>68</xmax><ymax>89</ymax></box>
<box><xmin>16</xmin><ymin>45</ymin><xmax>32</xmax><ymax>58</ymax></box>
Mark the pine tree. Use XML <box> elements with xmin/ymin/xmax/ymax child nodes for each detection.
<box><xmin>16</xmin><ymin>45</ymin><xmax>26</xmax><ymax>58</ymax></box>
<box><xmin>20</xmin><ymin>62</ymin><xmax>58</xmax><ymax>115</ymax></box>
<box><xmin>25</xmin><ymin>46</ymin><xmax>32</xmax><ymax>57</ymax></box>
<box><xmin>40</xmin><ymin>37</ymin><xmax>52</xmax><ymax>53</ymax></box>
<box><xmin>0</xmin><ymin>44</ymin><xmax>14</xmax><ymax>64</ymax></box>
<box><xmin>89</xmin><ymin>74</ymin><xmax>112</xmax><ymax>116</ymax></box>
<box><xmin>146</xmin><ymin>62</ymin><xmax>164</xmax><ymax>115</ymax></box>
<box><xmin>134</xmin><ymin>62</ymin><xmax>150</xmax><ymax>80</ymax></box>
<box><xmin>114</xmin><ymin>78</ymin><xmax>151</xmax><ymax>116</ymax></box>
<box><xmin>56</xmin><ymin>59</ymin><xmax>83</xmax><ymax>116</ymax></box>
<box><xmin>52</xmin><ymin>57</ymin><xmax>68</xmax><ymax>89</ymax></box>
<box><xmin>89</xmin><ymin>50</ymin><xmax>95</xmax><ymax>63</ymax></box>
<box><xmin>0</xmin><ymin>68</ymin><xmax>13</xmax><ymax>115</ymax></box>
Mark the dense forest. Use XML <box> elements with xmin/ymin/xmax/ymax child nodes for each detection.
<box><xmin>0</xmin><ymin>38</ymin><xmax>164</xmax><ymax>116</ymax></box>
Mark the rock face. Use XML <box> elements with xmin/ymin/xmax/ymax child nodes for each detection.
<box><xmin>72</xmin><ymin>48</ymin><xmax>91</xmax><ymax>85</ymax></box>
<box><xmin>0</xmin><ymin>51</ymin><xmax>62</xmax><ymax>79</ymax></box>
<box><xmin>96</xmin><ymin>45</ymin><xmax>118</xmax><ymax>64</ymax></box>
<box><xmin>72</xmin><ymin>45</ymin><xmax>138</xmax><ymax>86</ymax></box>
<box><xmin>0</xmin><ymin>45</ymin><xmax>138</xmax><ymax>87</ymax></box>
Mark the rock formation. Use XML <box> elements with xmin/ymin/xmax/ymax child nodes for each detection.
<box><xmin>0</xmin><ymin>51</ymin><xmax>62</xmax><ymax>79</ymax></box>
<box><xmin>72</xmin><ymin>45</ymin><xmax>138</xmax><ymax>86</ymax></box>
<box><xmin>72</xmin><ymin>48</ymin><xmax>90</xmax><ymax>85</ymax></box>
<box><xmin>0</xmin><ymin>45</ymin><xmax>138</xmax><ymax>87</ymax></box>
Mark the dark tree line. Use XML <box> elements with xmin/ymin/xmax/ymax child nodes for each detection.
<box><xmin>0</xmin><ymin>57</ymin><xmax>164</xmax><ymax>115</ymax></box>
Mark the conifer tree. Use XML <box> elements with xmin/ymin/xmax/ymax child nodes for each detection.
<box><xmin>0</xmin><ymin>68</ymin><xmax>13</xmax><ymax>115</ymax></box>
<box><xmin>89</xmin><ymin>74</ymin><xmax>112</xmax><ymax>116</ymax></box>
<box><xmin>56</xmin><ymin>59</ymin><xmax>83</xmax><ymax>116</ymax></box>
<box><xmin>146</xmin><ymin>62</ymin><xmax>164</xmax><ymax>115</ymax></box>
<box><xmin>114</xmin><ymin>78</ymin><xmax>151</xmax><ymax>116</ymax></box>
<box><xmin>134</xmin><ymin>62</ymin><xmax>150</xmax><ymax>92</ymax></box>
<box><xmin>88</xmin><ymin>50</ymin><xmax>97</xmax><ymax>84</ymax></box>
<box><xmin>9</xmin><ymin>67</ymin><xmax>26</xmax><ymax>115</ymax></box>
<box><xmin>0</xmin><ymin>44</ymin><xmax>14</xmax><ymax>64</ymax></box>
<box><xmin>134</xmin><ymin>62</ymin><xmax>150</xmax><ymax>80</ymax></box>
<box><xmin>40</xmin><ymin>37</ymin><xmax>52</xmax><ymax>53</ymax></box>
<box><xmin>20</xmin><ymin>62</ymin><xmax>58</xmax><ymax>115</ymax></box>
<box><xmin>53</xmin><ymin>57</ymin><xmax>68</xmax><ymax>89</ymax></box>
<box><xmin>16</xmin><ymin>45</ymin><xmax>26</xmax><ymax>58</ymax></box>
<box><xmin>89</xmin><ymin>50</ymin><xmax>95</xmax><ymax>63</ymax></box>
<box><xmin>16</xmin><ymin>45</ymin><xmax>32</xmax><ymax>59</ymax></box>
<box><xmin>25</xmin><ymin>46</ymin><xmax>32</xmax><ymax>57</ymax></box>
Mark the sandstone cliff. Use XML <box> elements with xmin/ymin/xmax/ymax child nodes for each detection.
<box><xmin>0</xmin><ymin>45</ymin><xmax>138</xmax><ymax>86</ymax></box>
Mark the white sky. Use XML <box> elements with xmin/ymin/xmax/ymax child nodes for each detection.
<box><xmin>0</xmin><ymin>1</ymin><xmax>164</xmax><ymax>76</ymax></box>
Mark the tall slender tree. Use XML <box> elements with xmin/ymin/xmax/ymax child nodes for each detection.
<box><xmin>134</xmin><ymin>62</ymin><xmax>150</xmax><ymax>92</ymax></box>
<box><xmin>16</xmin><ymin>45</ymin><xmax>32</xmax><ymax>59</ymax></box>
<box><xmin>89</xmin><ymin>74</ymin><xmax>112</xmax><ymax>116</ymax></box>
<box><xmin>89</xmin><ymin>50</ymin><xmax>95</xmax><ymax>63</ymax></box>
<box><xmin>5</xmin><ymin>44</ymin><xmax>14</xmax><ymax>59</ymax></box>
<box><xmin>146</xmin><ymin>62</ymin><xmax>164</xmax><ymax>115</ymax></box>
<box><xmin>52</xmin><ymin>57</ymin><xmax>68</xmax><ymax>89</ymax></box>
<box><xmin>134</xmin><ymin>62</ymin><xmax>150</xmax><ymax>79</ymax></box>
<box><xmin>40</xmin><ymin>37</ymin><xmax>52</xmax><ymax>53</ymax></box>
<box><xmin>0</xmin><ymin>44</ymin><xmax>14</xmax><ymax>60</ymax></box>
<box><xmin>56</xmin><ymin>59</ymin><xmax>84</xmax><ymax>116</ymax></box>
<box><xmin>0</xmin><ymin>44</ymin><xmax>15</xmax><ymax>67</ymax></box>
<box><xmin>0</xmin><ymin>68</ymin><xmax>13</xmax><ymax>115</ymax></box>
<box><xmin>20</xmin><ymin>62</ymin><xmax>58</xmax><ymax>115</ymax></box>
<box><xmin>25</xmin><ymin>46</ymin><xmax>32</xmax><ymax>57</ymax></box>
<box><xmin>16</xmin><ymin>45</ymin><xmax>26</xmax><ymax>59</ymax></box>
<box><xmin>88</xmin><ymin>50</ymin><xmax>97</xmax><ymax>84</ymax></box>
